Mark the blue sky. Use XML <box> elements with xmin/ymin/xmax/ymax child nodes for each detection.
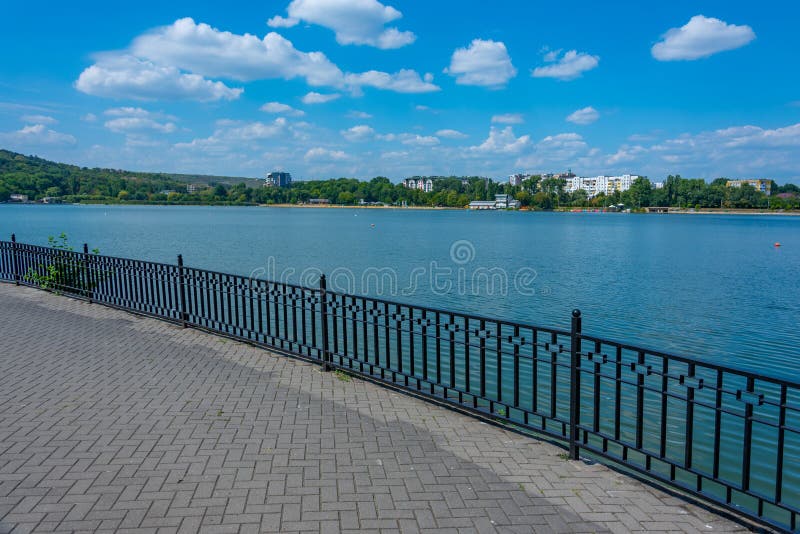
<box><xmin>1</xmin><ymin>0</ymin><xmax>799</xmax><ymax>182</ymax></box>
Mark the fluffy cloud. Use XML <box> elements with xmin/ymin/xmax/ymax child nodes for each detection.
<box><xmin>104</xmin><ymin>118</ymin><xmax>177</xmax><ymax>134</ymax></box>
<box><xmin>21</xmin><ymin>114</ymin><xmax>57</xmax><ymax>125</ymax></box>
<box><xmin>75</xmin><ymin>54</ymin><xmax>242</xmax><ymax>101</ymax></box>
<box><xmin>347</xmin><ymin>110</ymin><xmax>373</xmax><ymax>119</ymax></box>
<box><xmin>470</xmin><ymin>126</ymin><xmax>530</xmax><ymax>154</ymax></box>
<box><xmin>304</xmin><ymin>147</ymin><xmax>350</xmax><ymax>161</ymax></box>
<box><xmin>436</xmin><ymin>129</ymin><xmax>468</xmax><ymax>139</ymax></box>
<box><xmin>105</xmin><ymin>107</ymin><xmax>156</xmax><ymax>117</ymax></box>
<box><xmin>77</xmin><ymin>17</ymin><xmax>433</xmax><ymax>100</ymax></box>
<box><xmin>260</xmin><ymin>101</ymin><xmax>305</xmax><ymax>116</ymax></box>
<box><xmin>532</xmin><ymin>50</ymin><xmax>599</xmax><ymax>81</ymax></box>
<box><xmin>566</xmin><ymin>106</ymin><xmax>599</xmax><ymax>125</ymax></box>
<box><xmin>401</xmin><ymin>135</ymin><xmax>439</xmax><ymax>147</ymax></box>
<box><xmin>102</xmin><ymin>107</ymin><xmax>177</xmax><ymax>133</ymax></box>
<box><xmin>341</xmin><ymin>124</ymin><xmax>375</xmax><ymax>141</ymax></box>
<box><xmin>345</xmin><ymin>70</ymin><xmax>438</xmax><ymax>94</ymax></box>
<box><xmin>175</xmin><ymin>118</ymin><xmax>289</xmax><ymax>152</ymax></box>
<box><xmin>131</xmin><ymin>18</ymin><xmax>344</xmax><ymax>86</ymax></box>
<box><xmin>445</xmin><ymin>39</ymin><xmax>517</xmax><ymax>88</ymax></box>
<box><xmin>491</xmin><ymin>113</ymin><xmax>523</xmax><ymax>124</ymax></box>
<box><xmin>0</xmin><ymin>124</ymin><xmax>77</xmax><ymax>146</ymax></box>
<box><xmin>268</xmin><ymin>0</ymin><xmax>416</xmax><ymax>49</ymax></box>
<box><xmin>515</xmin><ymin>132</ymin><xmax>592</xmax><ymax>169</ymax></box>
<box><xmin>302</xmin><ymin>92</ymin><xmax>341</xmax><ymax>104</ymax></box>
<box><xmin>652</xmin><ymin>15</ymin><xmax>755</xmax><ymax>61</ymax></box>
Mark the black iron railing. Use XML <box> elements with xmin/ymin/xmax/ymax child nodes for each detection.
<box><xmin>0</xmin><ymin>236</ymin><xmax>797</xmax><ymax>532</ymax></box>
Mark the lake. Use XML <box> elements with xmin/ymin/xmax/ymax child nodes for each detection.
<box><xmin>1</xmin><ymin>204</ymin><xmax>798</xmax><ymax>378</ymax></box>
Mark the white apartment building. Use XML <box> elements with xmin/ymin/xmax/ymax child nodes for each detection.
<box><xmin>401</xmin><ymin>177</ymin><xmax>434</xmax><ymax>192</ymax></box>
<box><xmin>563</xmin><ymin>174</ymin><xmax>639</xmax><ymax>198</ymax></box>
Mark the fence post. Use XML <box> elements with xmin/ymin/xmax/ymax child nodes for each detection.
<box><xmin>177</xmin><ymin>254</ymin><xmax>188</xmax><ymax>328</ymax></box>
<box><xmin>11</xmin><ymin>234</ymin><xmax>19</xmax><ymax>286</ymax></box>
<box><xmin>83</xmin><ymin>243</ymin><xmax>92</xmax><ymax>303</ymax></box>
<box><xmin>320</xmin><ymin>274</ymin><xmax>331</xmax><ymax>372</ymax></box>
<box><xmin>569</xmin><ymin>309</ymin><xmax>582</xmax><ymax>460</ymax></box>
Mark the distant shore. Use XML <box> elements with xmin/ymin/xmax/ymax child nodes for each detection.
<box><xmin>3</xmin><ymin>202</ymin><xmax>799</xmax><ymax>215</ymax></box>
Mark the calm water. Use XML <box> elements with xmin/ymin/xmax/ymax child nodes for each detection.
<box><xmin>2</xmin><ymin>204</ymin><xmax>798</xmax><ymax>377</ymax></box>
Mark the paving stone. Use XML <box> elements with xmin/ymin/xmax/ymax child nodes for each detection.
<box><xmin>0</xmin><ymin>285</ymin><xmax>761</xmax><ymax>533</ymax></box>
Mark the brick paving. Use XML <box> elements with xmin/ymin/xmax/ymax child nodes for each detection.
<box><xmin>0</xmin><ymin>284</ymin><xmax>757</xmax><ymax>533</ymax></box>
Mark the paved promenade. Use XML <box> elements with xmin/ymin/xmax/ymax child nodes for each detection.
<box><xmin>0</xmin><ymin>284</ymin><xmax>755</xmax><ymax>533</ymax></box>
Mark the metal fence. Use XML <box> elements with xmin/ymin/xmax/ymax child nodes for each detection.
<box><xmin>0</xmin><ymin>235</ymin><xmax>797</xmax><ymax>532</ymax></box>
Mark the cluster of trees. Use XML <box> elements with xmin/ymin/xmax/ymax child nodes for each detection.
<box><xmin>0</xmin><ymin>150</ymin><xmax>258</xmax><ymax>203</ymax></box>
<box><xmin>2</xmin><ymin>150</ymin><xmax>798</xmax><ymax>210</ymax></box>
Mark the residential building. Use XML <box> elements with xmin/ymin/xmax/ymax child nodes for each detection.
<box><xmin>726</xmin><ymin>179</ymin><xmax>771</xmax><ymax>196</ymax></box>
<box><xmin>563</xmin><ymin>174</ymin><xmax>639</xmax><ymax>198</ymax></box>
<box><xmin>308</xmin><ymin>198</ymin><xmax>330</xmax><ymax>204</ymax></box>
<box><xmin>9</xmin><ymin>194</ymin><xmax>28</xmax><ymax>202</ymax></box>
<box><xmin>186</xmin><ymin>183</ymin><xmax>208</xmax><ymax>193</ymax></box>
<box><xmin>402</xmin><ymin>177</ymin><xmax>434</xmax><ymax>192</ymax></box>
<box><xmin>509</xmin><ymin>173</ymin><xmax>531</xmax><ymax>186</ymax></box>
<box><xmin>265</xmin><ymin>171</ymin><xmax>292</xmax><ymax>187</ymax></box>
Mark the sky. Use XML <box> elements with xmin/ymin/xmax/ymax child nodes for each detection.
<box><xmin>1</xmin><ymin>0</ymin><xmax>799</xmax><ymax>183</ymax></box>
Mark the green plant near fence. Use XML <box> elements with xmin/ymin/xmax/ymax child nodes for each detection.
<box><xmin>24</xmin><ymin>233</ymin><xmax>100</xmax><ymax>294</ymax></box>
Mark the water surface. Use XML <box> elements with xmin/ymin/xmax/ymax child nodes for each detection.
<box><xmin>2</xmin><ymin>204</ymin><xmax>798</xmax><ymax>377</ymax></box>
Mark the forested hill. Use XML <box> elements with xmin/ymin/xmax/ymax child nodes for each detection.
<box><xmin>0</xmin><ymin>149</ymin><xmax>260</xmax><ymax>201</ymax></box>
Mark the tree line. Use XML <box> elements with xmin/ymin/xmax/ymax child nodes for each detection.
<box><xmin>1</xmin><ymin>149</ymin><xmax>798</xmax><ymax>210</ymax></box>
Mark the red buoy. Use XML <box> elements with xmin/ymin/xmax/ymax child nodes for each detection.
<box><xmin>774</xmin><ymin>242</ymin><xmax>781</xmax><ymax>247</ymax></box>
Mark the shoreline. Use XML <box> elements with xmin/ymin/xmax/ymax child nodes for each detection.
<box><xmin>3</xmin><ymin>202</ymin><xmax>799</xmax><ymax>216</ymax></box>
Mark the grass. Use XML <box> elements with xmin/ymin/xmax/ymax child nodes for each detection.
<box><xmin>334</xmin><ymin>370</ymin><xmax>352</xmax><ymax>382</ymax></box>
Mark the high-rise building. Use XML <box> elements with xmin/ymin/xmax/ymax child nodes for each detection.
<box><xmin>265</xmin><ymin>172</ymin><xmax>292</xmax><ymax>187</ymax></box>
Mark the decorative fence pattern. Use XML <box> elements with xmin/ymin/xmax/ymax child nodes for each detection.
<box><xmin>0</xmin><ymin>236</ymin><xmax>797</xmax><ymax>532</ymax></box>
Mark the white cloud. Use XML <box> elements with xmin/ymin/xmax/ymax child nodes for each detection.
<box><xmin>81</xmin><ymin>113</ymin><xmax>98</xmax><ymax>122</ymax></box>
<box><xmin>304</xmin><ymin>147</ymin><xmax>349</xmax><ymax>161</ymax></box>
<box><xmin>266</xmin><ymin>15</ymin><xmax>299</xmax><ymax>28</ymax></box>
<box><xmin>445</xmin><ymin>39</ymin><xmax>517</xmax><ymax>88</ymax></box>
<box><xmin>175</xmin><ymin>118</ymin><xmax>289</xmax><ymax>152</ymax></box>
<box><xmin>260</xmin><ymin>101</ymin><xmax>305</xmax><ymax>116</ymax></box>
<box><xmin>346</xmin><ymin>110</ymin><xmax>372</xmax><ymax>119</ymax></box>
<box><xmin>104</xmin><ymin>106</ymin><xmax>175</xmax><ymax>119</ymax></box>
<box><xmin>341</xmin><ymin>124</ymin><xmax>375</xmax><ymax>141</ymax></box>
<box><xmin>21</xmin><ymin>114</ymin><xmax>57</xmax><ymax>125</ymax></box>
<box><xmin>491</xmin><ymin>113</ymin><xmax>523</xmax><ymax>124</ymax></box>
<box><xmin>0</xmin><ymin>124</ymin><xmax>77</xmax><ymax>146</ymax></box>
<box><xmin>131</xmin><ymin>18</ymin><xmax>345</xmax><ymax>86</ymax></box>
<box><xmin>345</xmin><ymin>69</ymin><xmax>439</xmax><ymax>94</ymax></box>
<box><xmin>652</xmin><ymin>15</ymin><xmax>755</xmax><ymax>61</ymax></box>
<box><xmin>515</xmin><ymin>132</ymin><xmax>591</xmax><ymax>169</ymax></box>
<box><xmin>104</xmin><ymin>117</ymin><xmax>177</xmax><ymax>134</ymax></box>
<box><xmin>302</xmin><ymin>91</ymin><xmax>341</xmax><ymax>104</ymax></box>
<box><xmin>270</xmin><ymin>0</ymin><xmax>416</xmax><ymax>49</ymax></box>
<box><xmin>401</xmin><ymin>135</ymin><xmax>439</xmax><ymax>147</ymax></box>
<box><xmin>470</xmin><ymin>126</ymin><xmax>530</xmax><ymax>154</ymax></box>
<box><xmin>532</xmin><ymin>50</ymin><xmax>599</xmax><ymax>81</ymax></box>
<box><xmin>436</xmin><ymin>129</ymin><xmax>468</xmax><ymax>139</ymax></box>
<box><xmin>566</xmin><ymin>106</ymin><xmax>599</xmax><ymax>125</ymax></box>
<box><xmin>75</xmin><ymin>54</ymin><xmax>242</xmax><ymax>101</ymax></box>
<box><xmin>77</xmin><ymin>18</ymin><xmax>432</xmax><ymax>100</ymax></box>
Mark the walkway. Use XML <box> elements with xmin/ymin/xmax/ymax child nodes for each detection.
<box><xmin>0</xmin><ymin>284</ymin><xmax>755</xmax><ymax>533</ymax></box>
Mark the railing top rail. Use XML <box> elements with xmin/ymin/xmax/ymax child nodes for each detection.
<box><xmin>578</xmin><ymin>332</ymin><xmax>800</xmax><ymax>388</ymax></box>
<box><xmin>325</xmin><ymin>288</ymin><xmax>571</xmax><ymax>338</ymax></box>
